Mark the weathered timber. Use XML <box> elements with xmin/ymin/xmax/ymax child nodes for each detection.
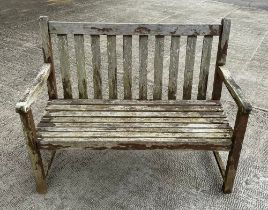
<box><xmin>212</xmin><ymin>18</ymin><xmax>231</xmax><ymax>100</ymax></box>
<box><xmin>139</xmin><ymin>35</ymin><xmax>148</xmax><ymax>99</ymax></box>
<box><xmin>223</xmin><ymin>111</ymin><xmax>249</xmax><ymax>193</ymax></box>
<box><xmin>16</xmin><ymin>64</ymin><xmax>51</xmax><ymax>113</ymax></box>
<box><xmin>107</xmin><ymin>35</ymin><xmax>117</xmax><ymax>99</ymax></box>
<box><xmin>197</xmin><ymin>36</ymin><xmax>213</xmax><ymax>100</ymax></box>
<box><xmin>153</xmin><ymin>35</ymin><xmax>164</xmax><ymax>100</ymax></box>
<box><xmin>168</xmin><ymin>36</ymin><xmax>180</xmax><ymax>100</ymax></box>
<box><xmin>47</xmin><ymin>99</ymin><xmax>221</xmax><ymax>106</ymax></box>
<box><xmin>91</xmin><ymin>35</ymin><xmax>103</xmax><ymax>99</ymax></box>
<box><xmin>74</xmin><ymin>34</ymin><xmax>88</xmax><ymax>99</ymax></box>
<box><xmin>39</xmin><ymin>16</ymin><xmax>58</xmax><ymax>99</ymax></box>
<box><xmin>57</xmin><ymin>34</ymin><xmax>72</xmax><ymax>99</ymax></box>
<box><xmin>123</xmin><ymin>35</ymin><xmax>132</xmax><ymax>99</ymax></box>
<box><xmin>213</xmin><ymin>151</ymin><xmax>226</xmax><ymax>179</ymax></box>
<box><xmin>16</xmin><ymin>17</ymin><xmax>252</xmax><ymax>194</ymax></box>
<box><xmin>218</xmin><ymin>66</ymin><xmax>252</xmax><ymax>113</ymax></box>
<box><xmin>183</xmin><ymin>36</ymin><xmax>197</xmax><ymax>100</ymax></box>
<box><xmin>18</xmin><ymin>109</ymin><xmax>47</xmax><ymax>193</ymax></box>
<box><xmin>49</xmin><ymin>22</ymin><xmax>221</xmax><ymax>36</ymax></box>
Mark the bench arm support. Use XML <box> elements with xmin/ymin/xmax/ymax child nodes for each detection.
<box><xmin>16</xmin><ymin>63</ymin><xmax>51</xmax><ymax>113</ymax></box>
<box><xmin>218</xmin><ymin>66</ymin><xmax>252</xmax><ymax>114</ymax></box>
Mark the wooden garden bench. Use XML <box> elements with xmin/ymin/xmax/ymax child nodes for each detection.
<box><xmin>16</xmin><ymin>16</ymin><xmax>252</xmax><ymax>194</ymax></box>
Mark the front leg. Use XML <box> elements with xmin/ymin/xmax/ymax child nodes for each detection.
<box><xmin>19</xmin><ymin>109</ymin><xmax>47</xmax><ymax>194</ymax></box>
<box><xmin>223</xmin><ymin>110</ymin><xmax>249</xmax><ymax>193</ymax></box>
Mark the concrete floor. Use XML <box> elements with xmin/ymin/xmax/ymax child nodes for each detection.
<box><xmin>0</xmin><ymin>0</ymin><xmax>268</xmax><ymax>209</ymax></box>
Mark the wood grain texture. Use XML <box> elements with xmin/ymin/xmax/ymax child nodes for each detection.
<box><xmin>91</xmin><ymin>35</ymin><xmax>102</xmax><ymax>99</ymax></box>
<box><xmin>16</xmin><ymin>64</ymin><xmax>51</xmax><ymax>113</ymax></box>
<box><xmin>218</xmin><ymin>66</ymin><xmax>252</xmax><ymax>113</ymax></box>
<box><xmin>197</xmin><ymin>36</ymin><xmax>213</xmax><ymax>100</ymax></box>
<box><xmin>168</xmin><ymin>36</ymin><xmax>180</xmax><ymax>100</ymax></box>
<box><xmin>123</xmin><ymin>35</ymin><xmax>132</xmax><ymax>99</ymax></box>
<box><xmin>107</xmin><ymin>35</ymin><xmax>117</xmax><ymax>99</ymax></box>
<box><xmin>139</xmin><ymin>35</ymin><xmax>148</xmax><ymax>99</ymax></box>
<box><xmin>49</xmin><ymin>22</ymin><xmax>221</xmax><ymax>36</ymax></box>
<box><xmin>217</xmin><ymin>19</ymin><xmax>231</xmax><ymax>66</ymax></box>
<box><xmin>212</xmin><ymin>18</ymin><xmax>231</xmax><ymax>100</ymax></box>
<box><xmin>39</xmin><ymin>16</ymin><xmax>58</xmax><ymax>99</ymax></box>
<box><xmin>57</xmin><ymin>34</ymin><xmax>72</xmax><ymax>99</ymax></box>
<box><xmin>153</xmin><ymin>35</ymin><xmax>164</xmax><ymax>100</ymax></box>
<box><xmin>213</xmin><ymin>151</ymin><xmax>226</xmax><ymax>179</ymax></box>
<box><xmin>37</xmin><ymin>99</ymin><xmax>232</xmax><ymax>151</ymax></box>
<box><xmin>19</xmin><ymin>110</ymin><xmax>47</xmax><ymax>194</ymax></box>
<box><xmin>223</xmin><ymin>111</ymin><xmax>249</xmax><ymax>193</ymax></box>
<box><xmin>183</xmin><ymin>36</ymin><xmax>197</xmax><ymax>100</ymax></box>
<box><xmin>74</xmin><ymin>34</ymin><xmax>88</xmax><ymax>99</ymax></box>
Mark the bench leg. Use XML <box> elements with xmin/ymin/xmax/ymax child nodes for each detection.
<box><xmin>222</xmin><ymin>111</ymin><xmax>249</xmax><ymax>193</ymax></box>
<box><xmin>19</xmin><ymin>110</ymin><xmax>47</xmax><ymax>194</ymax></box>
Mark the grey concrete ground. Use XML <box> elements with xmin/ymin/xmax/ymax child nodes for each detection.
<box><xmin>1</xmin><ymin>0</ymin><xmax>268</xmax><ymax>209</ymax></box>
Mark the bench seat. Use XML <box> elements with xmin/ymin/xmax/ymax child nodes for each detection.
<box><xmin>37</xmin><ymin>99</ymin><xmax>232</xmax><ymax>151</ymax></box>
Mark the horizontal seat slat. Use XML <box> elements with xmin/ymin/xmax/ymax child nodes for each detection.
<box><xmin>41</xmin><ymin>116</ymin><xmax>228</xmax><ymax>123</ymax></box>
<box><xmin>38</xmin><ymin>131</ymin><xmax>231</xmax><ymax>138</ymax></box>
<box><xmin>37</xmin><ymin>127</ymin><xmax>232</xmax><ymax>133</ymax></box>
<box><xmin>38</xmin><ymin>137</ymin><xmax>231</xmax><ymax>151</ymax></box>
<box><xmin>48</xmin><ymin>22</ymin><xmax>221</xmax><ymax>36</ymax></box>
<box><xmin>48</xmin><ymin>99</ymin><xmax>221</xmax><ymax>106</ymax></box>
<box><xmin>46</xmin><ymin>104</ymin><xmax>223</xmax><ymax>112</ymax></box>
<box><xmin>45</xmin><ymin>111</ymin><xmax>225</xmax><ymax>118</ymax></box>
<box><xmin>38</xmin><ymin>122</ymin><xmax>230</xmax><ymax>128</ymax></box>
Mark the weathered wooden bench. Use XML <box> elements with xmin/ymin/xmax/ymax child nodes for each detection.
<box><xmin>16</xmin><ymin>16</ymin><xmax>252</xmax><ymax>194</ymax></box>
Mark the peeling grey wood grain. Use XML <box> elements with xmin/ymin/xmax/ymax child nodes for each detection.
<box><xmin>49</xmin><ymin>22</ymin><xmax>221</xmax><ymax>36</ymax></box>
<box><xmin>46</xmin><ymin>104</ymin><xmax>223</xmax><ymax>112</ymax></box>
<box><xmin>48</xmin><ymin>99</ymin><xmax>221</xmax><ymax>106</ymax></box>
<box><xmin>41</xmin><ymin>116</ymin><xmax>228</xmax><ymax>124</ymax></box>
<box><xmin>217</xmin><ymin>19</ymin><xmax>231</xmax><ymax>66</ymax></box>
<box><xmin>212</xmin><ymin>18</ymin><xmax>231</xmax><ymax>100</ymax></box>
<box><xmin>107</xmin><ymin>35</ymin><xmax>117</xmax><ymax>99</ymax></box>
<box><xmin>218</xmin><ymin>66</ymin><xmax>252</xmax><ymax>113</ymax></box>
<box><xmin>57</xmin><ymin>34</ymin><xmax>72</xmax><ymax>99</ymax></box>
<box><xmin>16</xmin><ymin>64</ymin><xmax>51</xmax><ymax>113</ymax></box>
<box><xmin>183</xmin><ymin>36</ymin><xmax>197</xmax><ymax>100</ymax></box>
<box><xmin>139</xmin><ymin>35</ymin><xmax>148</xmax><ymax>100</ymax></box>
<box><xmin>38</xmin><ymin>122</ymin><xmax>230</xmax><ymax>129</ymax></box>
<box><xmin>91</xmin><ymin>35</ymin><xmax>102</xmax><ymax>99</ymax></box>
<box><xmin>197</xmin><ymin>35</ymin><xmax>213</xmax><ymax>100</ymax></box>
<box><xmin>153</xmin><ymin>35</ymin><xmax>164</xmax><ymax>100</ymax></box>
<box><xmin>39</xmin><ymin>16</ymin><xmax>58</xmax><ymax>99</ymax></box>
<box><xmin>74</xmin><ymin>34</ymin><xmax>88</xmax><ymax>99</ymax></box>
<box><xmin>123</xmin><ymin>35</ymin><xmax>132</xmax><ymax>99</ymax></box>
<box><xmin>19</xmin><ymin>110</ymin><xmax>47</xmax><ymax>193</ymax></box>
<box><xmin>168</xmin><ymin>36</ymin><xmax>180</xmax><ymax>100</ymax></box>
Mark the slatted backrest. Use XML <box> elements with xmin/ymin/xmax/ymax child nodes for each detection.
<box><xmin>42</xmin><ymin>17</ymin><xmax>230</xmax><ymax>100</ymax></box>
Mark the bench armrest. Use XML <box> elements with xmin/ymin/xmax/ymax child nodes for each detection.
<box><xmin>218</xmin><ymin>66</ymin><xmax>252</xmax><ymax>114</ymax></box>
<box><xmin>16</xmin><ymin>63</ymin><xmax>51</xmax><ymax>113</ymax></box>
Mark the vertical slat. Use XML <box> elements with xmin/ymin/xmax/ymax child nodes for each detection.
<box><xmin>57</xmin><ymin>34</ymin><xmax>72</xmax><ymax>99</ymax></box>
<box><xmin>153</xmin><ymin>35</ymin><xmax>165</xmax><ymax>100</ymax></box>
<box><xmin>197</xmin><ymin>35</ymin><xmax>213</xmax><ymax>100</ymax></box>
<box><xmin>39</xmin><ymin>16</ymin><xmax>58</xmax><ymax>99</ymax></box>
<box><xmin>18</xmin><ymin>109</ymin><xmax>47</xmax><ymax>194</ymax></box>
<box><xmin>183</xmin><ymin>35</ymin><xmax>197</xmax><ymax>100</ymax></box>
<box><xmin>74</xmin><ymin>34</ymin><xmax>88</xmax><ymax>99</ymax></box>
<box><xmin>139</xmin><ymin>35</ymin><xmax>148</xmax><ymax>100</ymax></box>
<box><xmin>107</xmin><ymin>35</ymin><xmax>117</xmax><ymax>99</ymax></box>
<box><xmin>91</xmin><ymin>35</ymin><xmax>102</xmax><ymax>99</ymax></box>
<box><xmin>123</xmin><ymin>35</ymin><xmax>132</xmax><ymax>99</ymax></box>
<box><xmin>212</xmin><ymin>18</ymin><xmax>231</xmax><ymax>100</ymax></box>
<box><xmin>168</xmin><ymin>36</ymin><xmax>180</xmax><ymax>100</ymax></box>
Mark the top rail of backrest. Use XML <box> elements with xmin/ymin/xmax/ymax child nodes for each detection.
<box><xmin>48</xmin><ymin>21</ymin><xmax>222</xmax><ymax>36</ymax></box>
